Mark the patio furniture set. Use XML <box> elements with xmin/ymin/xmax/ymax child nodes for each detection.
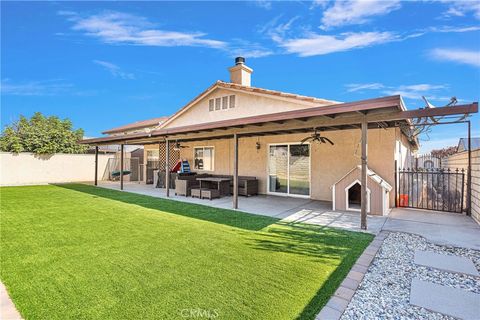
<box><xmin>158</xmin><ymin>172</ymin><xmax>258</xmax><ymax>200</ymax></box>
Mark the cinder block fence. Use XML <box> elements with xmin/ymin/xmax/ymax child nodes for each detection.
<box><xmin>442</xmin><ymin>150</ymin><xmax>480</xmax><ymax>223</ymax></box>
<box><xmin>0</xmin><ymin>152</ymin><xmax>112</xmax><ymax>186</ymax></box>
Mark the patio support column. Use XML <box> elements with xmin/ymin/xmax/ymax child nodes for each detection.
<box><xmin>120</xmin><ymin>144</ymin><xmax>124</xmax><ymax>191</ymax></box>
<box><xmin>233</xmin><ymin>133</ymin><xmax>239</xmax><ymax>209</ymax></box>
<box><xmin>467</xmin><ymin>120</ymin><xmax>472</xmax><ymax>216</ymax></box>
<box><xmin>94</xmin><ymin>146</ymin><xmax>98</xmax><ymax>186</ymax></box>
<box><xmin>361</xmin><ymin>116</ymin><xmax>368</xmax><ymax>230</ymax></box>
<box><xmin>165</xmin><ymin>139</ymin><xmax>170</xmax><ymax>197</ymax></box>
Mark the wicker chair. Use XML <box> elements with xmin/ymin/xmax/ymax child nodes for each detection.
<box><xmin>230</xmin><ymin>176</ymin><xmax>258</xmax><ymax>196</ymax></box>
<box><xmin>175</xmin><ymin>177</ymin><xmax>200</xmax><ymax>197</ymax></box>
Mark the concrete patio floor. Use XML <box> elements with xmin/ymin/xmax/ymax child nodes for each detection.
<box><xmin>94</xmin><ymin>182</ymin><xmax>387</xmax><ymax>234</ymax></box>
<box><xmin>92</xmin><ymin>182</ymin><xmax>480</xmax><ymax>248</ymax></box>
<box><xmin>382</xmin><ymin>207</ymin><xmax>480</xmax><ymax>250</ymax></box>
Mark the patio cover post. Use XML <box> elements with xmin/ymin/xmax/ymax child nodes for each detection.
<box><xmin>467</xmin><ymin>120</ymin><xmax>472</xmax><ymax>216</ymax></box>
<box><xmin>165</xmin><ymin>139</ymin><xmax>170</xmax><ymax>197</ymax></box>
<box><xmin>94</xmin><ymin>146</ymin><xmax>98</xmax><ymax>186</ymax></box>
<box><xmin>120</xmin><ymin>144</ymin><xmax>124</xmax><ymax>191</ymax></box>
<box><xmin>233</xmin><ymin>133</ymin><xmax>238</xmax><ymax>209</ymax></box>
<box><xmin>361</xmin><ymin>116</ymin><xmax>368</xmax><ymax>230</ymax></box>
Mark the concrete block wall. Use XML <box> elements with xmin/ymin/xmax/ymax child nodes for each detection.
<box><xmin>0</xmin><ymin>152</ymin><xmax>113</xmax><ymax>186</ymax></box>
<box><xmin>442</xmin><ymin>150</ymin><xmax>480</xmax><ymax>223</ymax></box>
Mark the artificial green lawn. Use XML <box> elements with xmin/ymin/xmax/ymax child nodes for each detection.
<box><xmin>0</xmin><ymin>184</ymin><xmax>373</xmax><ymax>320</ymax></box>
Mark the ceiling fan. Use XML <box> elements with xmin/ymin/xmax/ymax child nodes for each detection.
<box><xmin>300</xmin><ymin>128</ymin><xmax>334</xmax><ymax>145</ymax></box>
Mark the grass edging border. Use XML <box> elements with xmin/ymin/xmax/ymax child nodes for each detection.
<box><xmin>315</xmin><ymin>231</ymin><xmax>390</xmax><ymax>320</ymax></box>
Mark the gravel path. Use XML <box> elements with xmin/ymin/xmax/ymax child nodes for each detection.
<box><xmin>341</xmin><ymin>232</ymin><xmax>480</xmax><ymax>320</ymax></box>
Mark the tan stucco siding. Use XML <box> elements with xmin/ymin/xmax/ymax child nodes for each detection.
<box><xmin>163</xmin><ymin>88</ymin><xmax>323</xmax><ymax>128</ymax></box>
<box><xmin>176</xmin><ymin>128</ymin><xmax>397</xmax><ymax>204</ymax></box>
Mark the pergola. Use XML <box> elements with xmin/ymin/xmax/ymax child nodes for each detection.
<box><xmin>81</xmin><ymin>95</ymin><xmax>478</xmax><ymax>230</ymax></box>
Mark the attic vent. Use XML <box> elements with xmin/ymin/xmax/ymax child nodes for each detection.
<box><xmin>222</xmin><ymin>96</ymin><xmax>228</xmax><ymax>109</ymax></box>
<box><xmin>208</xmin><ymin>95</ymin><xmax>236</xmax><ymax>112</ymax></box>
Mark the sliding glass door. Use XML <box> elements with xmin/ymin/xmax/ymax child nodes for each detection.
<box><xmin>268</xmin><ymin>143</ymin><xmax>310</xmax><ymax>197</ymax></box>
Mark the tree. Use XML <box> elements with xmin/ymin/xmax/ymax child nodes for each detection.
<box><xmin>431</xmin><ymin>146</ymin><xmax>457</xmax><ymax>158</ymax></box>
<box><xmin>0</xmin><ymin>112</ymin><xmax>88</xmax><ymax>154</ymax></box>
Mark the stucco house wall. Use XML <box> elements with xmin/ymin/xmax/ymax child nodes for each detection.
<box><xmin>162</xmin><ymin>87</ymin><xmax>331</xmax><ymax>129</ymax></box>
<box><xmin>171</xmin><ymin>128</ymin><xmax>397</xmax><ymax>205</ymax></box>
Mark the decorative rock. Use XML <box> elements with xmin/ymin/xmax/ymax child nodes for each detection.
<box><xmin>340</xmin><ymin>232</ymin><xmax>480</xmax><ymax>320</ymax></box>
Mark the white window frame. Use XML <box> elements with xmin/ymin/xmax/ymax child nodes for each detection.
<box><xmin>193</xmin><ymin>146</ymin><xmax>215</xmax><ymax>171</ymax></box>
<box><xmin>266</xmin><ymin>142</ymin><xmax>311</xmax><ymax>199</ymax></box>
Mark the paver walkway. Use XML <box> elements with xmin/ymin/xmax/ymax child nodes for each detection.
<box><xmin>414</xmin><ymin>250</ymin><xmax>479</xmax><ymax>277</ymax></box>
<box><xmin>410</xmin><ymin>250</ymin><xmax>480</xmax><ymax>320</ymax></box>
<box><xmin>410</xmin><ymin>278</ymin><xmax>480</xmax><ymax>319</ymax></box>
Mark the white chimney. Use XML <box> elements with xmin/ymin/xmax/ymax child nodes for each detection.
<box><xmin>228</xmin><ymin>57</ymin><xmax>253</xmax><ymax>87</ymax></box>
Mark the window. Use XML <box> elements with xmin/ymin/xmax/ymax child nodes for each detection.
<box><xmin>222</xmin><ymin>96</ymin><xmax>228</xmax><ymax>109</ymax></box>
<box><xmin>194</xmin><ymin>147</ymin><xmax>214</xmax><ymax>171</ymax></box>
<box><xmin>215</xmin><ymin>98</ymin><xmax>221</xmax><ymax>110</ymax></box>
<box><xmin>209</xmin><ymin>99</ymin><xmax>214</xmax><ymax>111</ymax></box>
<box><xmin>229</xmin><ymin>95</ymin><xmax>235</xmax><ymax>108</ymax></box>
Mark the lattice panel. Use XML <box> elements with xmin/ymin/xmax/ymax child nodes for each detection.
<box><xmin>158</xmin><ymin>142</ymin><xmax>180</xmax><ymax>170</ymax></box>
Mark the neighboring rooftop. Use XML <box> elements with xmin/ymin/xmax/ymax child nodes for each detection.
<box><xmin>103</xmin><ymin>117</ymin><xmax>169</xmax><ymax>135</ymax></box>
<box><xmin>457</xmin><ymin>137</ymin><xmax>480</xmax><ymax>152</ymax></box>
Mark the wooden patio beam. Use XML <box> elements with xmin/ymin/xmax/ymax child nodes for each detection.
<box><xmin>120</xmin><ymin>144</ymin><xmax>124</xmax><ymax>191</ymax></box>
<box><xmin>361</xmin><ymin>117</ymin><xmax>368</xmax><ymax>230</ymax></box>
<box><xmin>94</xmin><ymin>146</ymin><xmax>98</xmax><ymax>186</ymax></box>
<box><xmin>165</xmin><ymin>139</ymin><xmax>170</xmax><ymax>197</ymax></box>
<box><xmin>80</xmin><ymin>101</ymin><xmax>477</xmax><ymax>145</ymax></box>
<box><xmin>233</xmin><ymin>133</ymin><xmax>239</xmax><ymax>209</ymax></box>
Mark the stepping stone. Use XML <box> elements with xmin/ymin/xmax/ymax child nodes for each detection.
<box><xmin>414</xmin><ymin>250</ymin><xmax>479</xmax><ymax>277</ymax></box>
<box><xmin>410</xmin><ymin>278</ymin><xmax>480</xmax><ymax>319</ymax></box>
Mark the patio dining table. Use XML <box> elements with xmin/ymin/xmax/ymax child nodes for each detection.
<box><xmin>197</xmin><ymin>177</ymin><xmax>232</xmax><ymax>196</ymax></box>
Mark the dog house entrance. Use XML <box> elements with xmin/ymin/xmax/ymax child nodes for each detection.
<box><xmin>348</xmin><ymin>183</ymin><xmax>362</xmax><ymax>210</ymax></box>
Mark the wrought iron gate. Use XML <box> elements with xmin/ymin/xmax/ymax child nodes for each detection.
<box><xmin>396</xmin><ymin>168</ymin><xmax>465</xmax><ymax>213</ymax></box>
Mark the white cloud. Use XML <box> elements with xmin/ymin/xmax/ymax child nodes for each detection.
<box><xmin>278</xmin><ymin>31</ymin><xmax>396</xmax><ymax>57</ymax></box>
<box><xmin>320</xmin><ymin>0</ymin><xmax>401</xmax><ymax>29</ymax></box>
<box><xmin>227</xmin><ymin>39</ymin><xmax>273</xmax><ymax>58</ymax></box>
<box><xmin>345</xmin><ymin>82</ymin><xmax>452</xmax><ymax>101</ymax></box>
<box><xmin>430</xmin><ymin>48</ymin><xmax>480</xmax><ymax>67</ymax></box>
<box><xmin>345</xmin><ymin>83</ymin><xmax>384</xmax><ymax>92</ymax></box>
<box><xmin>428</xmin><ymin>25</ymin><xmax>480</xmax><ymax>33</ymax></box>
<box><xmin>93</xmin><ymin>60</ymin><xmax>135</xmax><ymax>79</ymax></box>
<box><xmin>1</xmin><ymin>79</ymin><xmax>73</xmax><ymax>96</ymax></box>
<box><xmin>439</xmin><ymin>0</ymin><xmax>480</xmax><ymax>20</ymax></box>
<box><xmin>63</xmin><ymin>11</ymin><xmax>226</xmax><ymax>49</ymax></box>
<box><xmin>252</xmin><ymin>0</ymin><xmax>272</xmax><ymax>10</ymax></box>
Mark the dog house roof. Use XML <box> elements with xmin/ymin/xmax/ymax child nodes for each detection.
<box><xmin>332</xmin><ymin>165</ymin><xmax>392</xmax><ymax>191</ymax></box>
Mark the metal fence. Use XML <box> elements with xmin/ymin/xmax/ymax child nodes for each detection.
<box><xmin>397</xmin><ymin>168</ymin><xmax>465</xmax><ymax>213</ymax></box>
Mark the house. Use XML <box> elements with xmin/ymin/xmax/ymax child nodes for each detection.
<box><xmin>84</xmin><ymin>57</ymin><xmax>426</xmax><ymax>216</ymax></box>
<box><xmin>457</xmin><ymin>137</ymin><xmax>480</xmax><ymax>152</ymax></box>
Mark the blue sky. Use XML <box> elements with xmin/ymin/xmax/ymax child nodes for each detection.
<box><xmin>1</xmin><ymin>1</ymin><xmax>479</xmax><ymax>152</ymax></box>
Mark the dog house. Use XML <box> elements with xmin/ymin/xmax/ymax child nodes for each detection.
<box><xmin>332</xmin><ymin>165</ymin><xmax>392</xmax><ymax>216</ymax></box>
